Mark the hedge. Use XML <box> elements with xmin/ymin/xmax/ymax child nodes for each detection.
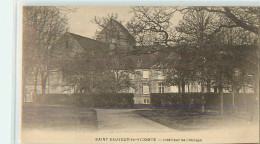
<box><xmin>223</xmin><ymin>93</ymin><xmax>256</xmax><ymax>106</ymax></box>
<box><xmin>33</xmin><ymin>93</ymin><xmax>134</xmax><ymax>108</ymax></box>
<box><xmin>151</xmin><ymin>93</ymin><xmax>257</xmax><ymax>108</ymax></box>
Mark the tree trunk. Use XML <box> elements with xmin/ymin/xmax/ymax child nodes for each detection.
<box><xmin>236</xmin><ymin>87</ymin><xmax>240</xmax><ymax>93</ymax></box>
<box><xmin>231</xmin><ymin>86</ymin><xmax>236</xmax><ymax>113</ymax></box>
<box><xmin>181</xmin><ymin>82</ymin><xmax>185</xmax><ymax>93</ymax></box>
<box><xmin>256</xmin><ymin>49</ymin><xmax>259</xmax><ymax>106</ymax></box>
<box><xmin>243</xmin><ymin>84</ymin><xmax>247</xmax><ymax>111</ymax></box>
<box><xmin>115</xmin><ymin>70</ymin><xmax>119</xmax><ymax>92</ymax></box>
<box><xmin>41</xmin><ymin>71</ymin><xmax>49</xmax><ymax>94</ymax></box>
<box><xmin>41</xmin><ymin>74</ymin><xmax>46</xmax><ymax>94</ymax></box>
<box><xmin>178</xmin><ymin>83</ymin><xmax>181</xmax><ymax>93</ymax></box>
<box><xmin>201</xmin><ymin>80</ymin><xmax>205</xmax><ymax>113</ymax></box>
<box><xmin>219</xmin><ymin>86</ymin><xmax>224</xmax><ymax>116</ymax></box>
<box><xmin>207</xmin><ymin>78</ymin><xmax>211</xmax><ymax>92</ymax></box>
<box><xmin>232</xmin><ymin>86</ymin><xmax>235</xmax><ymax>108</ymax></box>
<box><xmin>34</xmin><ymin>67</ymin><xmax>39</xmax><ymax>93</ymax></box>
<box><xmin>218</xmin><ymin>73</ymin><xmax>224</xmax><ymax>116</ymax></box>
<box><xmin>201</xmin><ymin>81</ymin><xmax>205</xmax><ymax>93</ymax></box>
<box><xmin>47</xmin><ymin>73</ymin><xmax>50</xmax><ymax>94</ymax></box>
<box><xmin>232</xmin><ymin>91</ymin><xmax>235</xmax><ymax>107</ymax></box>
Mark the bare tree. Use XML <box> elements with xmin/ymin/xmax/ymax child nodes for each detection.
<box><xmin>127</xmin><ymin>6</ymin><xmax>177</xmax><ymax>48</ymax></box>
<box><xmin>91</xmin><ymin>14</ymin><xmax>135</xmax><ymax>93</ymax></box>
<box><xmin>199</xmin><ymin>7</ymin><xmax>259</xmax><ymax>98</ymax></box>
<box><xmin>61</xmin><ymin>14</ymin><xmax>135</xmax><ymax>94</ymax></box>
<box><xmin>176</xmin><ymin>7</ymin><xmax>258</xmax><ymax>114</ymax></box>
<box><xmin>176</xmin><ymin>8</ymin><xmax>218</xmax><ymax>92</ymax></box>
<box><xmin>23</xmin><ymin>6</ymin><xmax>69</xmax><ymax>94</ymax></box>
<box><xmin>199</xmin><ymin>7</ymin><xmax>259</xmax><ymax>35</ymax></box>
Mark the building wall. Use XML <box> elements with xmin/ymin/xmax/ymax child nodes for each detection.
<box><xmin>131</xmin><ymin>69</ymin><xmax>244</xmax><ymax>104</ymax></box>
<box><xmin>25</xmin><ymin>67</ymin><xmax>255</xmax><ymax>104</ymax></box>
<box><xmin>132</xmin><ymin>69</ymin><xmax>174</xmax><ymax>104</ymax></box>
<box><xmin>96</xmin><ymin>21</ymin><xmax>135</xmax><ymax>53</ymax></box>
<box><xmin>24</xmin><ymin>70</ymin><xmax>75</xmax><ymax>102</ymax></box>
<box><xmin>23</xmin><ymin>34</ymin><xmax>85</xmax><ymax>102</ymax></box>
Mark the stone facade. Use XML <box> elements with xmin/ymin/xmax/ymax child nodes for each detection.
<box><xmin>131</xmin><ymin>69</ymin><xmax>178</xmax><ymax>104</ymax></box>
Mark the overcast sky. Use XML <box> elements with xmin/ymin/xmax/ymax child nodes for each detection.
<box><xmin>66</xmin><ymin>6</ymin><xmax>133</xmax><ymax>38</ymax></box>
<box><xmin>66</xmin><ymin>6</ymin><xmax>182</xmax><ymax>39</ymax></box>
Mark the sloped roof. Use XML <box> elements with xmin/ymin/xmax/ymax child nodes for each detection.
<box><xmin>124</xmin><ymin>53</ymin><xmax>164</xmax><ymax>69</ymax></box>
<box><xmin>124</xmin><ymin>47</ymin><xmax>172</xmax><ymax>69</ymax></box>
<box><xmin>110</xmin><ymin>19</ymin><xmax>135</xmax><ymax>43</ymax></box>
<box><xmin>69</xmin><ymin>32</ymin><xmax>110</xmax><ymax>51</ymax></box>
<box><xmin>69</xmin><ymin>32</ymin><xmax>174</xmax><ymax>70</ymax></box>
<box><xmin>98</xmin><ymin>19</ymin><xmax>136</xmax><ymax>44</ymax></box>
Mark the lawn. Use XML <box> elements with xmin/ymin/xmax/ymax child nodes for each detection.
<box><xmin>133</xmin><ymin>108</ymin><xmax>254</xmax><ymax>131</ymax></box>
<box><xmin>22</xmin><ymin>103</ymin><xmax>98</xmax><ymax>131</ymax></box>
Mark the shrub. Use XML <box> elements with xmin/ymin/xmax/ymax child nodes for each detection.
<box><xmin>33</xmin><ymin>93</ymin><xmax>134</xmax><ymax>108</ymax></box>
<box><xmin>150</xmin><ymin>93</ymin><xmax>251</xmax><ymax>108</ymax></box>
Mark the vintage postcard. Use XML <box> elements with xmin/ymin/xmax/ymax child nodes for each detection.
<box><xmin>19</xmin><ymin>6</ymin><xmax>259</xmax><ymax>143</ymax></box>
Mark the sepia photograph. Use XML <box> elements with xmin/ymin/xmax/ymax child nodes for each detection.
<box><xmin>20</xmin><ymin>6</ymin><xmax>259</xmax><ymax>143</ymax></box>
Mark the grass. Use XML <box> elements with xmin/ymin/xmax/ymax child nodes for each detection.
<box><xmin>22</xmin><ymin>103</ymin><xmax>98</xmax><ymax>131</ymax></box>
<box><xmin>133</xmin><ymin>108</ymin><xmax>252</xmax><ymax>131</ymax></box>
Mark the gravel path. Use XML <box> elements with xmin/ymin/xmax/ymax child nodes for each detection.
<box><xmin>96</xmin><ymin>109</ymin><xmax>173</xmax><ymax>132</ymax></box>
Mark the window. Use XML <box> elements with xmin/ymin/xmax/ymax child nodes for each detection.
<box><xmin>144</xmin><ymin>99</ymin><xmax>150</xmax><ymax>104</ymax></box>
<box><xmin>143</xmin><ymin>85</ymin><xmax>149</xmax><ymax>94</ymax></box>
<box><xmin>143</xmin><ymin>70</ymin><xmax>149</xmax><ymax>79</ymax></box>
<box><xmin>158</xmin><ymin>83</ymin><xmax>165</xmax><ymax>93</ymax></box>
